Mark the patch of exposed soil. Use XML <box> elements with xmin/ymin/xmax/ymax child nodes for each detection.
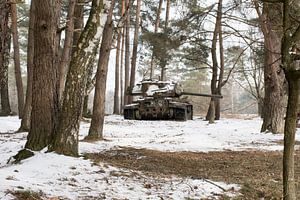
<box><xmin>85</xmin><ymin>148</ymin><xmax>300</xmax><ymax>200</ymax></box>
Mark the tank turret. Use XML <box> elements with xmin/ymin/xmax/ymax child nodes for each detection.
<box><xmin>124</xmin><ymin>80</ymin><xmax>222</xmax><ymax>121</ymax></box>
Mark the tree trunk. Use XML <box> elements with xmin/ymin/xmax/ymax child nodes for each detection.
<box><xmin>124</xmin><ymin>0</ymin><xmax>131</xmax><ymax>106</ymax></box>
<box><xmin>24</xmin><ymin>0</ymin><xmax>60</xmax><ymax>151</ymax></box>
<box><xmin>72</xmin><ymin>0</ymin><xmax>84</xmax><ymax>50</ymax></box>
<box><xmin>82</xmin><ymin>95</ymin><xmax>90</xmax><ymax>118</ymax></box>
<box><xmin>128</xmin><ymin>0</ymin><xmax>141</xmax><ymax>103</ymax></box>
<box><xmin>254</xmin><ymin>2</ymin><xmax>285</xmax><ymax>134</ymax></box>
<box><xmin>160</xmin><ymin>62</ymin><xmax>166</xmax><ymax>81</ymax></box>
<box><xmin>282</xmin><ymin>73</ymin><xmax>298</xmax><ymax>200</ymax></box>
<box><xmin>51</xmin><ymin>0</ymin><xmax>104</xmax><ymax>156</ymax></box>
<box><xmin>206</xmin><ymin>0</ymin><xmax>222</xmax><ymax>122</ymax></box>
<box><xmin>19</xmin><ymin>0</ymin><xmax>35</xmax><ymax>132</ymax></box>
<box><xmin>87</xmin><ymin>0</ymin><xmax>115</xmax><ymax>140</ymax></box>
<box><xmin>58</xmin><ymin>0</ymin><xmax>76</xmax><ymax>100</ymax></box>
<box><xmin>120</xmin><ymin>0</ymin><xmax>125</xmax><ymax>112</ymax></box>
<box><xmin>83</xmin><ymin>37</ymin><xmax>100</xmax><ymax>118</ymax></box>
<box><xmin>120</xmin><ymin>27</ymin><xmax>125</xmax><ymax>112</ymax></box>
<box><xmin>113</xmin><ymin>31</ymin><xmax>121</xmax><ymax>114</ymax></box>
<box><xmin>0</xmin><ymin>0</ymin><xmax>11</xmax><ymax>116</ymax></box>
<box><xmin>164</xmin><ymin>0</ymin><xmax>170</xmax><ymax>30</ymax></box>
<box><xmin>281</xmin><ymin>1</ymin><xmax>298</xmax><ymax>198</ymax></box>
<box><xmin>215</xmin><ymin>1</ymin><xmax>224</xmax><ymax>120</ymax></box>
<box><xmin>150</xmin><ymin>0</ymin><xmax>163</xmax><ymax>79</ymax></box>
<box><xmin>159</xmin><ymin>0</ymin><xmax>170</xmax><ymax>82</ymax></box>
<box><xmin>257</xmin><ymin>97</ymin><xmax>264</xmax><ymax>118</ymax></box>
<box><xmin>11</xmin><ymin>1</ymin><xmax>24</xmax><ymax>119</ymax></box>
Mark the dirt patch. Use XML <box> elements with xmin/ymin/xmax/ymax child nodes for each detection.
<box><xmin>8</xmin><ymin>190</ymin><xmax>44</xmax><ymax>200</ymax></box>
<box><xmin>85</xmin><ymin>148</ymin><xmax>300</xmax><ymax>200</ymax></box>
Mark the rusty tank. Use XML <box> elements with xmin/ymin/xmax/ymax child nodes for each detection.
<box><xmin>123</xmin><ymin>80</ymin><xmax>223</xmax><ymax>121</ymax></box>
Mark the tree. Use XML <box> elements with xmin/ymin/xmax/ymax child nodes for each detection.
<box><xmin>113</xmin><ymin>0</ymin><xmax>123</xmax><ymax>115</ymax></box>
<box><xmin>254</xmin><ymin>1</ymin><xmax>285</xmax><ymax>134</ymax></box>
<box><xmin>58</xmin><ymin>0</ymin><xmax>76</xmax><ymax>100</ymax></box>
<box><xmin>206</xmin><ymin>0</ymin><xmax>223</xmax><ymax>123</ymax></box>
<box><xmin>19</xmin><ymin>0</ymin><xmax>34</xmax><ymax>131</ymax></box>
<box><xmin>22</xmin><ymin>0</ymin><xmax>61</xmax><ymax>152</ymax></box>
<box><xmin>160</xmin><ymin>0</ymin><xmax>170</xmax><ymax>81</ymax></box>
<box><xmin>82</xmin><ymin>42</ymin><xmax>100</xmax><ymax>118</ymax></box>
<box><xmin>11</xmin><ymin>0</ymin><xmax>24</xmax><ymax>118</ymax></box>
<box><xmin>51</xmin><ymin>0</ymin><xmax>104</xmax><ymax>156</ymax></box>
<box><xmin>123</xmin><ymin>0</ymin><xmax>131</xmax><ymax>106</ymax></box>
<box><xmin>228</xmin><ymin>45</ymin><xmax>264</xmax><ymax>116</ymax></box>
<box><xmin>150</xmin><ymin>0</ymin><xmax>163</xmax><ymax>79</ymax></box>
<box><xmin>0</xmin><ymin>0</ymin><xmax>12</xmax><ymax>116</ymax></box>
<box><xmin>113</xmin><ymin>32</ymin><xmax>121</xmax><ymax>114</ymax></box>
<box><xmin>86</xmin><ymin>0</ymin><xmax>115</xmax><ymax>140</ymax></box>
<box><xmin>128</xmin><ymin>0</ymin><xmax>141</xmax><ymax>103</ymax></box>
<box><xmin>280</xmin><ymin>1</ymin><xmax>300</xmax><ymax>198</ymax></box>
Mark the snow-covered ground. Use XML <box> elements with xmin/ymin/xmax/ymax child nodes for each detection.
<box><xmin>0</xmin><ymin>115</ymin><xmax>299</xmax><ymax>200</ymax></box>
<box><xmin>80</xmin><ymin>115</ymin><xmax>300</xmax><ymax>153</ymax></box>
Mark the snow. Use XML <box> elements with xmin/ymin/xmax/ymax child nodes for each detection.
<box><xmin>79</xmin><ymin>115</ymin><xmax>300</xmax><ymax>153</ymax></box>
<box><xmin>1</xmin><ymin>115</ymin><xmax>299</xmax><ymax>199</ymax></box>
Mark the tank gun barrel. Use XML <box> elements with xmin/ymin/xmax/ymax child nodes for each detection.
<box><xmin>181</xmin><ymin>92</ymin><xmax>223</xmax><ymax>99</ymax></box>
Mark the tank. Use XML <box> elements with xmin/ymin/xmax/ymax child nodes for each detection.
<box><xmin>123</xmin><ymin>80</ymin><xmax>222</xmax><ymax>121</ymax></box>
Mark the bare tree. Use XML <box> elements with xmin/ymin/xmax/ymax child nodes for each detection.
<box><xmin>206</xmin><ymin>0</ymin><xmax>223</xmax><ymax>123</ymax></box>
<box><xmin>19</xmin><ymin>0</ymin><xmax>35</xmax><ymax>131</ymax></box>
<box><xmin>20</xmin><ymin>0</ymin><xmax>61</xmax><ymax>154</ymax></box>
<box><xmin>58</xmin><ymin>0</ymin><xmax>76</xmax><ymax>100</ymax></box>
<box><xmin>123</xmin><ymin>0</ymin><xmax>131</xmax><ymax>106</ymax></box>
<box><xmin>160</xmin><ymin>0</ymin><xmax>171</xmax><ymax>81</ymax></box>
<box><xmin>51</xmin><ymin>0</ymin><xmax>104</xmax><ymax>156</ymax></box>
<box><xmin>120</xmin><ymin>0</ymin><xmax>125</xmax><ymax>111</ymax></box>
<box><xmin>254</xmin><ymin>1</ymin><xmax>285</xmax><ymax>134</ymax></box>
<box><xmin>128</xmin><ymin>0</ymin><xmax>141</xmax><ymax>103</ymax></box>
<box><xmin>150</xmin><ymin>0</ymin><xmax>163</xmax><ymax>79</ymax></box>
<box><xmin>113</xmin><ymin>29</ymin><xmax>121</xmax><ymax>114</ymax></box>
<box><xmin>11</xmin><ymin>0</ymin><xmax>24</xmax><ymax>118</ymax></box>
<box><xmin>0</xmin><ymin>0</ymin><xmax>11</xmax><ymax>116</ymax></box>
<box><xmin>280</xmin><ymin>1</ymin><xmax>300</xmax><ymax>198</ymax></box>
<box><xmin>86</xmin><ymin>0</ymin><xmax>115</xmax><ymax>140</ymax></box>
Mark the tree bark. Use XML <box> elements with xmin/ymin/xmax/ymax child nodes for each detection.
<box><xmin>0</xmin><ymin>0</ymin><xmax>11</xmax><ymax>116</ymax></box>
<box><xmin>19</xmin><ymin>0</ymin><xmax>35</xmax><ymax>131</ymax></box>
<box><xmin>283</xmin><ymin>73</ymin><xmax>298</xmax><ymax>200</ymax></box>
<box><xmin>128</xmin><ymin>0</ymin><xmax>141</xmax><ymax>103</ymax></box>
<box><xmin>150</xmin><ymin>0</ymin><xmax>163</xmax><ymax>79</ymax></box>
<box><xmin>281</xmin><ymin>1</ymin><xmax>298</xmax><ymax>198</ymax></box>
<box><xmin>124</xmin><ymin>0</ymin><xmax>131</xmax><ymax>106</ymax></box>
<box><xmin>120</xmin><ymin>0</ymin><xmax>125</xmax><ymax>112</ymax></box>
<box><xmin>83</xmin><ymin>40</ymin><xmax>100</xmax><ymax>118</ymax></box>
<box><xmin>160</xmin><ymin>0</ymin><xmax>171</xmax><ymax>81</ymax></box>
<box><xmin>254</xmin><ymin>2</ymin><xmax>285</xmax><ymax>134</ymax></box>
<box><xmin>87</xmin><ymin>0</ymin><xmax>115</xmax><ymax>140</ymax></box>
<box><xmin>120</xmin><ymin>27</ymin><xmax>125</xmax><ymax>112</ymax></box>
<box><xmin>113</xmin><ymin>31</ymin><xmax>121</xmax><ymax>114</ymax></box>
<box><xmin>206</xmin><ymin>0</ymin><xmax>222</xmax><ymax>123</ymax></box>
<box><xmin>24</xmin><ymin>0</ymin><xmax>60</xmax><ymax>151</ymax></box>
<box><xmin>82</xmin><ymin>95</ymin><xmax>90</xmax><ymax>117</ymax></box>
<box><xmin>58</xmin><ymin>0</ymin><xmax>76</xmax><ymax>100</ymax></box>
<box><xmin>11</xmin><ymin>1</ymin><xmax>24</xmax><ymax>119</ymax></box>
<box><xmin>51</xmin><ymin>0</ymin><xmax>104</xmax><ymax>156</ymax></box>
<box><xmin>72</xmin><ymin>0</ymin><xmax>84</xmax><ymax>51</ymax></box>
<box><xmin>164</xmin><ymin>0</ymin><xmax>170</xmax><ymax>30</ymax></box>
<box><xmin>215</xmin><ymin>5</ymin><xmax>224</xmax><ymax>120</ymax></box>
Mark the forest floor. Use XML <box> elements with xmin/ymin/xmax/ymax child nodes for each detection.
<box><xmin>0</xmin><ymin>115</ymin><xmax>300</xmax><ymax>199</ymax></box>
<box><xmin>86</xmin><ymin>147</ymin><xmax>300</xmax><ymax>199</ymax></box>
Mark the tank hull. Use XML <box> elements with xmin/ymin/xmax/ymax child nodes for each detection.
<box><xmin>124</xmin><ymin>100</ymin><xmax>193</xmax><ymax>121</ymax></box>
